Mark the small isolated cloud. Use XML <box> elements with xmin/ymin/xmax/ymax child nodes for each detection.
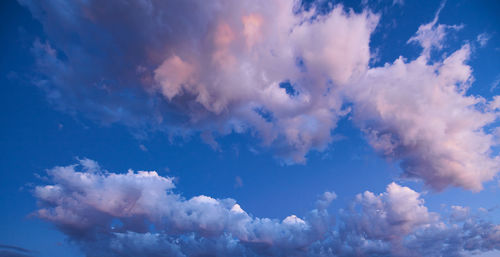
<box><xmin>139</xmin><ymin>144</ymin><xmax>148</xmax><ymax>152</ymax></box>
<box><xmin>490</xmin><ymin>75</ymin><xmax>500</xmax><ymax>92</ymax></box>
<box><xmin>477</xmin><ymin>33</ymin><xmax>491</xmax><ymax>47</ymax></box>
<box><xmin>450</xmin><ymin>205</ymin><xmax>471</xmax><ymax>222</ymax></box>
<box><xmin>392</xmin><ymin>0</ymin><xmax>404</xmax><ymax>6</ymax></box>
<box><xmin>200</xmin><ymin>131</ymin><xmax>220</xmax><ymax>151</ymax></box>
<box><xmin>234</xmin><ymin>176</ymin><xmax>244</xmax><ymax>188</ymax></box>
<box><xmin>33</xmin><ymin>159</ymin><xmax>500</xmax><ymax>257</ymax></box>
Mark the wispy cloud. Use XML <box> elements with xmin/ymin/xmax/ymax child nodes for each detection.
<box><xmin>477</xmin><ymin>33</ymin><xmax>491</xmax><ymax>47</ymax></box>
<box><xmin>407</xmin><ymin>1</ymin><xmax>462</xmax><ymax>58</ymax></box>
<box><xmin>0</xmin><ymin>244</ymin><xmax>34</xmax><ymax>257</ymax></box>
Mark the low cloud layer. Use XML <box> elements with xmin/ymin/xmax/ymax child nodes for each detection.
<box><xmin>19</xmin><ymin>0</ymin><xmax>500</xmax><ymax>190</ymax></box>
<box><xmin>34</xmin><ymin>159</ymin><xmax>500</xmax><ymax>256</ymax></box>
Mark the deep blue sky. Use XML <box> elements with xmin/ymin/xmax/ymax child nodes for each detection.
<box><xmin>1</xmin><ymin>0</ymin><xmax>500</xmax><ymax>256</ymax></box>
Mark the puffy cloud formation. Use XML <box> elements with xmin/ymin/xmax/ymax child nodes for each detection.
<box><xmin>348</xmin><ymin>36</ymin><xmax>499</xmax><ymax>191</ymax></box>
<box><xmin>20</xmin><ymin>0</ymin><xmax>500</xmax><ymax>189</ymax></box>
<box><xmin>316</xmin><ymin>191</ymin><xmax>337</xmax><ymax>211</ymax></box>
<box><xmin>21</xmin><ymin>0</ymin><xmax>378</xmax><ymax>163</ymax></box>
<box><xmin>34</xmin><ymin>159</ymin><xmax>500</xmax><ymax>256</ymax></box>
<box><xmin>343</xmin><ymin>182</ymin><xmax>437</xmax><ymax>241</ymax></box>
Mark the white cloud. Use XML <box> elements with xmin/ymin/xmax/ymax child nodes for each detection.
<box><xmin>149</xmin><ymin>1</ymin><xmax>379</xmax><ymax>163</ymax></box>
<box><xmin>450</xmin><ymin>205</ymin><xmax>471</xmax><ymax>222</ymax></box>
<box><xmin>22</xmin><ymin>0</ymin><xmax>378</xmax><ymax>164</ymax></box>
<box><xmin>33</xmin><ymin>159</ymin><xmax>500</xmax><ymax>256</ymax></box>
<box><xmin>347</xmin><ymin>43</ymin><xmax>499</xmax><ymax>191</ymax></box>
<box><xmin>316</xmin><ymin>191</ymin><xmax>337</xmax><ymax>210</ymax></box>
<box><xmin>344</xmin><ymin>182</ymin><xmax>437</xmax><ymax>243</ymax></box>
<box><xmin>477</xmin><ymin>33</ymin><xmax>491</xmax><ymax>47</ymax></box>
<box><xmin>21</xmin><ymin>0</ymin><xmax>500</xmax><ymax>190</ymax></box>
<box><xmin>407</xmin><ymin>2</ymin><xmax>462</xmax><ymax>58</ymax></box>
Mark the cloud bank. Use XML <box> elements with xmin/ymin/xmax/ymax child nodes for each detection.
<box><xmin>20</xmin><ymin>0</ymin><xmax>500</xmax><ymax>190</ymax></box>
<box><xmin>33</xmin><ymin>159</ymin><xmax>500</xmax><ymax>257</ymax></box>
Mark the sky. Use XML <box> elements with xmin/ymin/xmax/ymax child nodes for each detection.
<box><xmin>1</xmin><ymin>0</ymin><xmax>500</xmax><ymax>256</ymax></box>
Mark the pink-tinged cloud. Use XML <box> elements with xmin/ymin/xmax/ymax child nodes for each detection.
<box><xmin>348</xmin><ymin>43</ymin><xmax>499</xmax><ymax>191</ymax></box>
<box><xmin>21</xmin><ymin>0</ymin><xmax>500</xmax><ymax>190</ymax></box>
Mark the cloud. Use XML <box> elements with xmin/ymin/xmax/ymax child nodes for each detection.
<box><xmin>20</xmin><ymin>0</ymin><xmax>500</xmax><ymax>189</ymax></box>
<box><xmin>34</xmin><ymin>159</ymin><xmax>332</xmax><ymax>256</ymax></box>
<box><xmin>20</xmin><ymin>0</ymin><xmax>378</xmax><ymax>164</ymax></box>
<box><xmin>407</xmin><ymin>1</ymin><xmax>463</xmax><ymax>58</ymax></box>
<box><xmin>449</xmin><ymin>205</ymin><xmax>471</xmax><ymax>222</ymax></box>
<box><xmin>490</xmin><ymin>75</ymin><xmax>500</xmax><ymax>92</ymax></box>
<box><xmin>348</xmin><ymin>33</ymin><xmax>499</xmax><ymax>191</ymax></box>
<box><xmin>33</xmin><ymin>159</ymin><xmax>500</xmax><ymax>256</ymax></box>
<box><xmin>316</xmin><ymin>191</ymin><xmax>337</xmax><ymax>211</ymax></box>
<box><xmin>477</xmin><ymin>33</ymin><xmax>491</xmax><ymax>48</ymax></box>
<box><xmin>139</xmin><ymin>144</ymin><xmax>148</xmax><ymax>152</ymax></box>
<box><xmin>235</xmin><ymin>176</ymin><xmax>244</xmax><ymax>188</ymax></box>
<box><xmin>343</xmin><ymin>182</ymin><xmax>437</xmax><ymax>241</ymax></box>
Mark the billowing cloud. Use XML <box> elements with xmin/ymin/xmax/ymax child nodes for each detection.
<box><xmin>316</xmin><ymin>191</ymin><xmax>337</xmax><ymax>211</ymax></box>
<box><xmin>19</xmin><ymin>0</ymin><xmax>500</xmax><ymax>189</ymax></box>
<box><xmin>21</xmin><ymin>0</ymin><xmax>378</xmax><ymax>163</ymax></box>
<box><xmin>347</xmin><ymin>35</ymin><xmax>499</xmax><ymax>191</ymax></box>
<box><xmin>33</xmin><ymin>159</ymin><xmax>500</xmax><ymax>256</ymax></box>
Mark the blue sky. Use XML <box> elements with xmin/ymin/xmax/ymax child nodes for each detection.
<box><xmin>1</xmin><ymin>0</ymin><xmax>500</xmax><ymax>256</ymax></box>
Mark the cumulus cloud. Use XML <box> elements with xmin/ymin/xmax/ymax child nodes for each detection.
<box><xmin>316</xmin><ymin>191</ymin><xmax>337</xmax><ymax>211</ymax></box>
<box><xmin>33</xmin><ymin>159</ymin><xmax>500</xmax><ymax>256</ymax></box>
<box><xmin>20</xmin><ymin>0</ymin><xmax>500</xmax><ymax>189</ymax></box>
<box><xmin>20</xmin><ymin>0</ymin><xmax>378</xmax><ymax>163</ymax></box>
<box><xmin>347</xmin><ymin>17</ymin><xmax>500</xmax><ymax>190</ymax></box>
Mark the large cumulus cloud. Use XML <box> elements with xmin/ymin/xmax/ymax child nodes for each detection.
<box><xmin>346</xmin><ymin>10</ymin><xmax>499</xmax><ymax>191</ymax></box>
<box><xmin>19</xmin><ymin>0</ymin><xmax>500</xmax><ymax>189</ymax></box>
<box><xmin>21</xmin><ymin>0</ymin><xmax>378</xmax><ymax>163</ymax></box>
<box><xmin>34</xmin><ymin>159</ymin><xmax>500</xmax><ymax>256</ymax></box>
<box><xmin>347</xmin><ymin>44</ymin><xmax>499</xmax><ymax>191</ymax></box>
